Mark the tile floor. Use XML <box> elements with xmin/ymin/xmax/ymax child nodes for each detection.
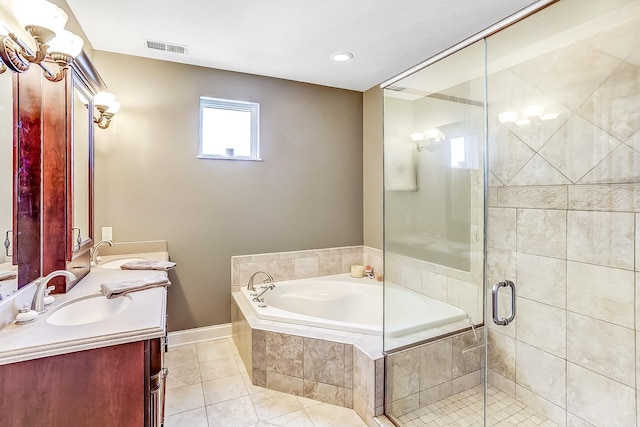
<box><xmin>393</xmin><ymin>385</ymin><xmax>558</xmax><ymax>427</ymax></box>
<box><xmin>164</xmin><ymin>337</ymin><xmax>368</xmax><ymax>427</ymax></box>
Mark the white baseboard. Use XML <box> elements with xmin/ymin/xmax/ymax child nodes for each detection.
<box><xmin>167</xmin><ymin>323</ymin><xmax>232</xmax><ymax>347</ymax></box>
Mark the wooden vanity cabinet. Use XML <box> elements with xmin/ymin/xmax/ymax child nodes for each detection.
<box><xmin>0</xmin><ymin>338</ymin><xmax>165</xmax><ymax>427</ymax></box>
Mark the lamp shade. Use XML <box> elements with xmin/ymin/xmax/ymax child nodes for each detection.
<box><xmin>48</xmin><ymin>30</ymin><xmax>84</xmax><ymax>57</ymax></box>
<box><xmin>15</xmin><ymin>0</ymin><xmax>68</xmax><ymax>33</ymax></box>
<box><xmin>106</xmin><ymin>101</ymin><xmax>121</xmax><ymax>115</ymax></box>
<box><xmin>94</xmin><ymin>91</ymin><xmax>116</xmax><ymax>108</ymax></box>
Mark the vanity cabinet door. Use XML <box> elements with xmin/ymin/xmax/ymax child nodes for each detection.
<box><xmin>0</xmin><ymin>341</ymin><xmax>146</xmax><ymax>426</ymax></box>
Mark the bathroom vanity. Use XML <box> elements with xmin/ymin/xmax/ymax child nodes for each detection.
<box><xmin>0</xmin><ymin>252</ymin><xmax>169</xmax><ymax>427</ymax></box>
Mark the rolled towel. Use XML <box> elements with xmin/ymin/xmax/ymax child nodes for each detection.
<box><xmin>0</xmin><ymin>270</ymin><xmax>17</xmax><ymax>281</ymax></box>
<box><xmin>100</xmin><ymin>276</ymin><xmax>171</xmax><ymax>299</ymax></box>
<box><xmin>120</xmin><ymin>260</ymin><xmax>177</xmax><ymax>271</ymax></box>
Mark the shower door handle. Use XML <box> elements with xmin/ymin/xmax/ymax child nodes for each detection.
<box><xmin>492</xmin><ymin>280</ymin><xmax>516</xmax><ymax>326</ymax></box>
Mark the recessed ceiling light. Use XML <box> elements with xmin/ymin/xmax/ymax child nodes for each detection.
<box><xmin>331</xmin><ymin>51</ymin><xmax>353</xmax><ymax>62</ymax></box>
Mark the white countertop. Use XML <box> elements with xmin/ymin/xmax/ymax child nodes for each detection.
<box><xmin>0</xmin><ymin>256</ymin><xmax>169</xmax><ymax>366</ymax></box>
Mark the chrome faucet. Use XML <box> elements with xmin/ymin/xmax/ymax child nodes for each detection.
<box><xmin>253</xmin><ymin>283</ymin><xmax>276</xmax><ymax>302</ymax></box>
<box><xmin>247</xmin><ymin>271</ymin><xmax>274</xmax><ymax>291</ymax></box>
<box><xmin>31</xmin><ymin>270</ymin><xmax>77</xmax><ymax>313</ymax></box>
<box><xmin>91</xmin><ymin>240</ymin><xmax>113</xmax><ymax>264</ymax></box>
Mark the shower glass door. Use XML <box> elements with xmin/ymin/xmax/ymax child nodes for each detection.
<box><xmin>485</xmin><ymin>0</ymin><xmax>640</xmax><ymax>425</ymax></box>
<box><xmin>383</xmin><ymin>0</ymin><xmax>640</xmax><ymax>425</ymax></box>
<box><xmin>383</xmin><ymin>40</ymin><xmax>487</xmax><ymax>424</ymax></box>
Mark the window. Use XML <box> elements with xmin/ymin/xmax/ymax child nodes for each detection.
<box><xmin>199</xmin><ymin>97</ymin><xmax>260</xmax><ymax>160</ymax></box>
<box><xmin>449</xmin><ymin>135</ymin><xmax>479</xmax><ymax>169</ymax></box>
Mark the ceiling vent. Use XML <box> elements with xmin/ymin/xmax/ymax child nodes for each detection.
<box><xmin>145</xmin><ymin>39</ymin><xmax>189</xmax><ymax>55</ymax></box>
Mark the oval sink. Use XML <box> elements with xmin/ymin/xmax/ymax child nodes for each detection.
<box><xmin>47</xmin><ymin>294</ymin><xmax>132</xmax><ymax>326</ymax></box>
<box><xmin>97</xmin><ymin>258</ymin><xmax>146</xmax><ymax>269</ymax></box>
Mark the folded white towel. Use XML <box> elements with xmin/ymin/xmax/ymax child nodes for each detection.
<box><xmin>0</xmin><ymin>270</ymin><xmax>17</xmax><ymax>281</ymax></box>
<box><xmin>100</xmin><ymin>276</ymin><xmax>171</xmax><ymax>299</ymax></box>
<box><xmin>120</xmin><ymin>260</ymin><xmax>177</xmax><ymax>271</ymax></box>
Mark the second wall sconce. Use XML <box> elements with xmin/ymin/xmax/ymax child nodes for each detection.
<box><xmin>93</xmin><ymin>91</ymin><xmax>121</xmax><ymax>129</ymax></box>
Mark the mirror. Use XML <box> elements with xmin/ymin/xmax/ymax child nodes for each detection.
<box><xmin>71</xmin><ymin>78</ymin><xmax>92</xmax><ymax>255</ymax></box>
<box><xmin>0</xmin><ymin>72</ymin><xmax>17</xmax><ymax>299</ymax></box>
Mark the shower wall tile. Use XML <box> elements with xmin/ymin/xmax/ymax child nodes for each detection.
<box><xmin>488</xmin><ymin>369</ymin><xmax>516</xmax><ymax>397</ymax></box>
<box><xmin>580</xmin><ymin>145</ymin><xmax>640</xmax><ymax>185</ymax></box>
<box><xmin>566</xmin><ymin>210</ymin><xmax>634</xmax><ymax>270</ymax></box>
<box><xmin>452</xmin><ymin>331</ymin><xmax>483</xmax><ymax>377</ymax></box>
<box><xmin>567</xmin><ymin>363</ymin><xmax>636</xmax><ymax>427</ymax></box>
<box><xmin>538</xmin><ymin>115</ymin><xmax>620</xmax><ymax>183</ymax></box>
<box><xmin>487</xmin><ymin>208</ymin><xmax>517</xmax><ymax>251</ymax></box>
<box><xmin>488</xmin><ymin>186</ymin><xmax>498</xmax><ymax>207</ymax></box>
<box><xmin>489</xmin><ymin>126</ymin><xmax>536</xmax><ymax>184</ymax></box>
<box><xmin>567</xmin><ymin>312</ymin><xmax>635</xmax><ymax>387</ymax></box>
<box><xmin>637</xmin><ymin>218</ymin><xmax>640</xmax><ymax>273</ymax></box>
<box><xmin>516</xmin><ymin>209</ymin><xmax>567</xmax><ymax>259</ymax></box>
<box><xmin>538</xmin><ymin>42</ymin><xmax>621</xmax><ymax>111</ymax></box>
<box><xmin>516</xmin><ymin>252</ymin><xmax>566</xmax><ymax>309</ymax></box>
<box><xmin>451</xmin><ymin>371</ymin><xmax>482</xmax><ymax>394</ymax></box>
<box><xmin>488</xmin><ymin>329</ymin><xmax>515</xmax><ymax>381</ymax></box>
<box><xmin>419</xmin><ymin>381</ymin><xmax>452</xmax><ymax>406</ymax></box>
<box><xmin>567</xmin><ymin>261</ymin><xmax>635</xmax><ymax>328</ymax></box>
<box><xmin>578</xmin><ymin>61</ymin><xmax>640</xmax><ymax>142</ymax></box>
<box><xmin>419</xmin><ymin>339</ymin><xmax>452</xmax><ymax>390</ymax></box>
<box><xmin>516</xmin><ymin>384</ymin><xmax>567</xmax><ymax>427</ymax></box>
<box><xmin>486</xmin><ymin>248</ymin><xmax>516</xmax><ymax>288</ymax></box>
<box><xmin>509</xmin><ymin>154</ymin><xmax>572</xmax><ymax>186</ymax></box>
<box><xmin>387</xmin><ymin>394</ymin><xmax>419</xmax><ymax>418</ymax></box>
<box><xmin>515</xmin><ymin>341</ymin><xmax>566</xmax><ymax>408</ymax></box>
<box><xmin>497</xmin><ymin>185</ymin><xmax>567</xmax><ymax>209</ymax></box>
<box><xmin>566</xmin><ymin>413</ymin><xmax>596</xmax><ymax>427</ymax></box>
<box><xmin>569</xmin><ymin>184</ymin><xmax>640</xmax><ymax>212</ymax></box>
<box><xmin>387</xmin><ymin>348</ymin><xmax>420</xmax><ymax>401</ymax></box>
<box><xmin>516</xmin><ymin>297</ymin><xmax>566</xmax><ymax>358</ymax></box>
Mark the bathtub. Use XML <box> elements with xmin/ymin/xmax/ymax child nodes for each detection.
<box><xmin>238</xmin><ymin>274</ymin><xmax>468</xmax><ymax>337</ymax></box>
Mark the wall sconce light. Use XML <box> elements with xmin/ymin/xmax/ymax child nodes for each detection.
<box><xmin>93</xmin><ymin>91</ymin><xmax>121</xmax><ymax>129</ymax></box>
<box><xmin>0</xmin><ymin>0</ymin><xmax>84</xmax><ymax>82</ymax></box>
<box><xmin>410</xmin><ymin>128</ymin><xmax>445</xmax><ymax>152</ymax></box>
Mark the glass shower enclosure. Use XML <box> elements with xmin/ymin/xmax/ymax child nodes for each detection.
<box><xmin>382</xmin><ymin>0</ymin><xmax>640</xmax><ymax>425</ymax></box>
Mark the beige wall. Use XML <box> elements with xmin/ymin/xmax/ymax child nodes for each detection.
<box><xmin>362</xmin><ymin>86</ymin><xmax>383</xmax><ymax>249</ymax></box>
<box><xmin>93</xmin><ymin>51</ymin><xmax>363</xmax><ymax>331</ymax></box>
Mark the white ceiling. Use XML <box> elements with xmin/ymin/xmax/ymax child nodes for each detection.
<box><xmin>66</xmin><ymin>0</ymin><xmax>540</xmax><ymax>92</ymax></box>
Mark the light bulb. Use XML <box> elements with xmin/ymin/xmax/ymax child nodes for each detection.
<box><xmin>94</xmin><ymin>92</ymin><xmax>116</xmax><ymax>108</ymax></box>
<box><xmin>48</xmin><ymin>30</ymin><xmax>84</xmax><ymax>58</ymax></box>
<box><xmin>15</xmin><ymin>0</ymin><xmax>68</xmax><ymax>33</ymax></box>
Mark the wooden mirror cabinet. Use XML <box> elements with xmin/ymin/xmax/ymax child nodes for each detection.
<box><xmin>14</xmin><ymin>52</ymin><xmax>106</xmax><ymax>292</ymax></box>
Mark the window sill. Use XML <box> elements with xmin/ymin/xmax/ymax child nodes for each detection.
<box><xmin>197</xmin><ymin>155</ymin><xmax>263</xmax><ymax>162</ymax></box>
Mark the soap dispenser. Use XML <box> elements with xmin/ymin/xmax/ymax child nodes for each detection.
<box><xmin>15</xmin><ymin>304</ymin><xmax>38</xmax><ymax>325</ymax></box>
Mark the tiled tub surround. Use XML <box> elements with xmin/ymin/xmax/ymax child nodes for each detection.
<box><xmin>231</xmin><ymin>245</ymin><xmax>383</xmax><ymax>293</ymax></box>
<box><xmin>232</xmin><ymin>293</ymin><xmax>385</xmax><ymax>427</ymax></box>
<box><xmin>485</xmin><ymin>15</ymin><xmax>640</xmax><ymax>427</ymax></box>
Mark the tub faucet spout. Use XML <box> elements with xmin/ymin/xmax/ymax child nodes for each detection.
<box><xmin>247</xmin><ymin>271</ymin><xmax>274</xmax><ymax>291</ymax></box>
<box><xmin>253</xmin><ymin>283</ymin><xmax>276</xmax><ymax>302</ymax></box>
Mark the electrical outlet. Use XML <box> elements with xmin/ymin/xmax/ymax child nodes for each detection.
<box><xmin>102</xmin><ymin>226</ymin><xmax>113</xmax><ymax>241</ymax></box>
